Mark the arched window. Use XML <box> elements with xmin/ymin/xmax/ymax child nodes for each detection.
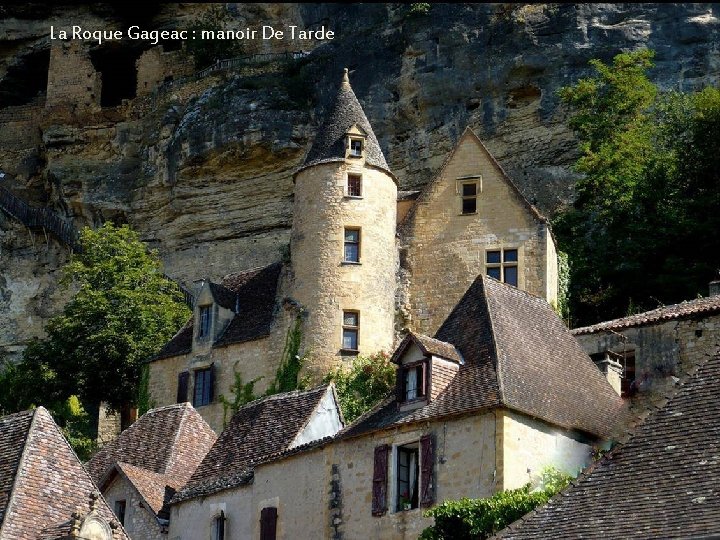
<box><xmin>212</xmin><ymin>510</ymin><xmax>226</xmax><ymax>540</ymax></box>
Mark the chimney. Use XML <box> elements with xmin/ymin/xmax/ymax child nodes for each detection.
<box><xmin>592</xmin><ymin>351</ymin><xmax>623</xmax><ymax>396</ymax></box>
<box><xmin>710</xmin><ymin>280</ymin><xmax>720</xmax><ymax>297</ymax></box>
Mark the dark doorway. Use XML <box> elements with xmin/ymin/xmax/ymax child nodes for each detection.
<box><xmin>0</xmin><ymin>48</ymin><xmax>50</xmax><ymax>108</ymax></box>
<box><xmin>89</xmin><ymin>45</ymin><xmax>140</xmax><ymax>107</ymax></box>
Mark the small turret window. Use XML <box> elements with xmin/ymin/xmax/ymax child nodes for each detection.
<box><xmin>347</xmin><ymin>174</ymin><xmax>362</xmax><ymax>197</ymax></box>
<box><xmin>344</xmin><ymin>228</ymin><xmax>360</xmax><ymax>263</ymax></box>
<box><xmin>350</xmin><ymin>138</ymin><xmax>363</xmax><ymax>157</ymax></box>
<box><xmin>342</xmin><ymin>311</ymin><xmax>359</xmax><ymax>352</ymax></box>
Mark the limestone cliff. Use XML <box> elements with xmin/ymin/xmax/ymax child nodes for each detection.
<box><xmin>0</xmin><ymin>3</ymin><xmax>718</xmax><ymax>360</ymax></box>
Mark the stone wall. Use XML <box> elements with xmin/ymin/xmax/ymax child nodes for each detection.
<box><xmin>291</xmin><ymin>161</ymin><xmax>397</xmax><ymax>378</ymax></box>
<box><xmin>400</xmin><ymin>130</ymin><xmax>557</xmax><ymax>337</ymax></box>
<box><xmin>574</xmin><ymin>313</ymin><xmax>720</xmax><ymax>423</ymax></box>
<box><xmin>498</xmin><ymin>409</ymin><xmax>593</xmax><ymax>491</ymax></box>
<box><xmin>103</xmin><ymin>474</ymin><xmax>164</xmax><ymax>540</ymax></box>
<box><xmin>147</xmin><ymin>299</ymin><xmax>298</xmax><ymax>433</ymax></box>
<box><xmin>46</xmin><ymin>41</ymin><xmax>100</xmax><ymax>114</ymax></box>
<box><xmin>136</xmin><ymin>47</ymin><xmax>194</xmax><ymax>97</ymax></box>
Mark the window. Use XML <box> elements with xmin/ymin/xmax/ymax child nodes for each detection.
<box><xmin>199</xmin><ymin>305</ymin><xmax>212</xmax><ymax>338</ymax></box>
<box><xmin>486</xmin><ymin>248</ymin><xmax>518</xmax><ymax>287</ymax></box>
<box><xmin>461</xmin><ymin>182</ymin><xmax>478</xmax><ymax>214</ymax></box>
<box><xmin>370</xmin><ymin>435</ymin><xmax>435</xmax><ymax>517</ymax></box>
<box><xmin>260</xmin><ymin>507</ymin><xmax>278</xmax><ymax>540</ymax></box>
<box><xmin>399</xmin><ymin>362</ymin><xmax>426</xmax><ymax>402</ymax></box>
<box><xmin>342</xmin><ymin>311</ymin><xmax>359</xmax><ymax>351</ymax></box>
<box><xmin>347</xmin><ymin>173</ymin><xmax>362</xmax><ymax>197</ymax></box>
<box><xmin>349</xmin><ymin>138</ymin><xmax>363</xmax><ymax>157</ymax></box>
<box><xmin>344</xmin><ymin>228</ymin><xmax>360</xmax><ymax>263</ymax></box>
<box><xmin>620</xmin><ymin>351</ymin><xmax>636</xmax><ymax>398</ymax></box>
<box><xmin>193</xmin><ymin>366</ymin><xmax>213</xmax><ymax>407</ymax></box>
<box><xmin>212</xmin><ymin>512</ymin><xmax>226</xmax><ymax>540</ymax></box>
<box><xmin>176</xmin><ymin>371</ymin><xmax>189</xmax><ymax>403</ymax></box>
<box><xmin>114</xmin><ymin>500</ymin><xmax>126</xmax><ymax>526</ymax></box>
<box><xmin>397</xmin><ymin>444</ymin><xmax>419</xmax><ymax>511</ymax></box>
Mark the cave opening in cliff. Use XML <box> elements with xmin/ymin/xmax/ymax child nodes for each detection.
<box><xmin>0</xmin><ymin>48</ymin><xmax>50</xmax><ymax>109</ymax></box>
<box><xmin>90</xmin><ymin>45</ymin><xmax>141</xmax><ymax>107</ymax></box>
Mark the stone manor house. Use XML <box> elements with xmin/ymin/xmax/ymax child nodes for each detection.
<box><xmin>147</xmin><ymin>69</ymin><xmax>559</xmax><ymax>433</ymax></box>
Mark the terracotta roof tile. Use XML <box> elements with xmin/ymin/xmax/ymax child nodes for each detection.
<box><xmin>87</xmin><ymin>403</ymin><xmax>216</xmax><ymax>519</ymax></box>
<box><xmin>0</xmin><ymin>407</ymin><xmax>129</xmax><ymax>540</ymax></box>
<box><xmin>295</xmin><ymin>70</ymin><xmax>394</xmax><ymax>180</ymax></box>
<box><xmin>390</xmin><ymin>332</ymin><xmax>463</xmax><ymax>364</ymax></box>
<box><xmin>343</xmin><ymin>276</ymin><xmax>625</xmax><ymax>439</ymax></box>
<box><xmin>495</xmin><ymin>351</ymin><xmax>720</xmax><ymax>539</ymax></box>
<box><xmin>172</xmin><ymin>385</ymin><xmax>331</xmax><ymax>503</ymax></box>
<box><xmin>572</xmin><ymin>295</ymin><xmax>720</xmax><ymax>335</ymax></box>
<box><xmin>153</xmin><ymin>262</ymin><xmax>282</xmax><ymax>360</ymax></box>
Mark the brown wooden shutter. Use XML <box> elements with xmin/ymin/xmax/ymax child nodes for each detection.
<box><xmin>208</xmin><ymin>363</ymin><xmax>215</xmax><ymax>403</ymax></box>
<box><xmin>396</xmin><ymin>367</ymin><xmax>405</xmax><ymax>403</ymax></box>
<box><xmin>260</xmin><ymin>506</ymin><xmax>278</xmax><ymax>540</ymax></box>
<box><xmin>176</xmin><ymin>371</ymin><xmax>189</xmax><ymax>403</ymax></box>
<box><xmin>420</xmin><ymin>434</ymin><xmax>435</xmax><ymax>507</ymax></box>
<box><xmin>372</xmin><ymin>444</ymin><xmax>389</xmax><ymax>516</ymax></box>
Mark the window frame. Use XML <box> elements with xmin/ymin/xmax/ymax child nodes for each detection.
<box><xmin>212</xmin><ymin>511</ymin><xmax>226</xmax><ymax>540</ymax></box>
<box><xmin>399</xmin><ymin>360</ymin><xmax>428</xmax><ymax>403</ymax></box>
<box><xmin>193</xmin><ymin>366</ymin><xmax>213</xmax><ymax>407</ymax></box>
<box><xmin>343</xmin><ymin>227</ymin><xmax>361</xmax><ymax>264</ymax></box>
<box><xmin>198</xmin><ymin>304</ymin><xmax>212</xmax><ymax>339</ymax></box>
<box><xmin>395</xmin><ymin>443</ymin><xmax>420</xmax><ymax>512</ymax></box>
<box><xmin>114</xmin><ymin>500</ymin><xmax>126</xmax><ymax>526</ymax></box>
<box><xmin>460</xmin><ymin>181</ymin><xmax>478</xmax><ymax>215</ymax></box>
<box><xmin>341</xmin><ymin>310</ymin><xmax>360</xmax><ymax>353</ymax></box>
<box><xmin>485</xmin><ymin>247</ymin><xmax>519</xmax><ymax>287</ymax></box>
<box><xmin>346</xmin><ymin>173</ymin><xmax>362</xmax><ymax>198</ymax></box>
<box><xmin>348</xmin><ymin>137</ymin><xmax>364</xmax><ymax>158</ymax></box>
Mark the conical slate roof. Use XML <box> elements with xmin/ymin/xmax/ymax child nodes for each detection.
<box><xmin>296</xmin><ymin>68</ymin><xmax>393</xmax><ymax>179</ymax></box>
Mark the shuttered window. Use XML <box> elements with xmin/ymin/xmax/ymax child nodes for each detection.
<box><xmin>372</xmin><ymin>444</ymin><xmax>389</xmax><ymax>516</ymax></box>
<box><xmin>260</xmin><ymin>507</ymin><xmax>278</xmax><ymax>540</ymax></box>
<box><xmin>193</xmin><ymin>365</ymin><xmax>214</xmax><ymax>407</ymax></box>
<box><xmin>420</xmin><ymin>434</ymin><xmax>435</xmax><ymax>507</ymax></box>
<box><xmin>176</xmin><ymin>371</ymin><xmax>189</xmax><ymax>403</ymax></box>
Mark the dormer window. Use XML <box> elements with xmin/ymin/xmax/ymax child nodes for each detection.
<box><xmin>399</xmin><ymin>360</ymin><xmax>428</xmax><ymax>403</ymax></box>
<box><xmin>349</xmin><ymin>138</ymin><xmax>363</xmax><ymax>157</ymax></box>
<box><xmin>199</xmin><ymin>305</ymin><xmax>212</xmax><ymax>338</ymax></box>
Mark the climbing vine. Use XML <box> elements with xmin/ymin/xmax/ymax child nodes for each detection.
<box><xmin>267</xmin><ymin>313</ymin><xmax>307</xmax><ymax>395</ymax></box>
<box><xmin>219</xmin><ymin>365</ymin><xmax>262</xmax><ymax>427</ymax></box>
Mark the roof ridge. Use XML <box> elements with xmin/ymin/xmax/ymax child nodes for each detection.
<box><xmin>235</xmin><ymin>384</ymin><xmax>329</xmax><ymax>411</ymax></box>
<box><xmin>2</xmin><ymin>408</ymin><xmax>37</xmax><ymax>529</ymax></box>
<box><xmin>481</xmin><ymin>277</ymin><xmax>506</xmax><ymax>404</ymax></box>
<box><xmin>220</xmin><ymin>261</ymin><xmax>282</xmax><ymax>283</ymax></box>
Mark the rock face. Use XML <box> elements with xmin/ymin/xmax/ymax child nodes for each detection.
<box><xmin>0</xmin><ymin>3</ymin><xmax>719</xmax><ymax>360</ymax></box>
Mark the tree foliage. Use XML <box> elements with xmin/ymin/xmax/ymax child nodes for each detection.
<box><xmin>186</xmin><ymin>5</ymin><xmax>243</xmax><ymax>69</ymax></box>
<box><xmin>420</xmin><ymin>467</ymin><xmax>573</xmax><ymax>540</ymax></box>
<box><xmin>3</xmin><ymin>223</ymin><xmax>190</xmax><ymax>425</ymax></box>
<box><xmin>324</xmin><ymin>352</ymin><xmax>396</xmax><ymax>423</ymax></box>
<box><xmin>556</xmin><ymin>49</ymin><xmax>720</xmax><ymax>325</ymax></box>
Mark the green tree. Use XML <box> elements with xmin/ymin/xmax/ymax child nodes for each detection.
<box><xmin>555</xmin><ymin>49</ymin><xmax>720</xmax><ymax>325</ymax></box>
<box><xmin>324</xmin><ymin>352</ymin><xmax>395</xmax><ymax>423</ymax></box>
<box><xmin>6</xmin><ymin>223</ymin><xmax>190</xmax><ymax>430</ymax></box>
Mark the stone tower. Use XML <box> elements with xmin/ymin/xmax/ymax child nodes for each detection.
<box><xmin>291</xmin><ymin>69</ymin><xmax>397</xmax><ymax>376</ymax></box>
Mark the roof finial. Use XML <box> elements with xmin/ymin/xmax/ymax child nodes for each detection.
<box><xmin>342</xmin><ymin>67</ymin><xmax>349</xmax><ymax>85</ymax></box>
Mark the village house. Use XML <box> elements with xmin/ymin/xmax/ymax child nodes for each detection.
<box><xmin>573</xmin><ymin>281</ymin><xmax>720</xmax><ymax>416</ymax></box>
<box><xmin>87</xmin><ymin>403</ymin><xmax>216</xmax><ymax>540</ymax></box>
<box><xmin>0</xmin><ymin>407</ymin><xmax>130</xmax><ymax>540</ymax></box>
<box><xmin>167</xmin><ymin>384</ymin><xmax>343</xmax><ymax>540</ymax></box>
<box><xmin>147</xmin><ymin>69</ymin><xmax>559</xmax><ymax>433</ymax></box>
<box><xmin>166</xmin><ymin>275</ymin><xmax>624</xmax><ymax>540</ymax></box>
<box><xmin>494</xmin><ymin>349</ymin><xmax>720</xmax><ymax>539</ymax></box>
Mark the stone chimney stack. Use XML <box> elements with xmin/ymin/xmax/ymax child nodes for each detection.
<box><xmin>709</xmin><ymin>280</ymin><xmax>720</xmax><ymax>297</ymax></box>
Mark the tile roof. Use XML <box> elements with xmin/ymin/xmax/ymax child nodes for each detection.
<box><xmin>295</xmin><ymin>69</ymin><xmax>394</xmax><ymax>180</ymax></box>
<box><xmin>0</xmin><ymin>407</ymin><xmax>129</xmax><ymax>540</ymax></box>
<box><xmin>152</xmin><ymin>262</ymin><xmax>283</xmax><ymax>360</ymax></box>
<box><xmin>342</xmin><ymin>276</ymin><xmax>625</xmax><ymax>440</ymax></box>
<box><xmin>572</xmin><ymin>294</ymin><xmax>720</xmax><ymax>335</ymax></box>
<box><xmin>495</xmin><ymin>351</ymin><xmax>720</xmax><ymax>540</ymax></box>
<box><xmin>390</xmin><ymin>332</ymin><xmax>463</xmax><ymax>364</ymax></box>
<box><xmin>171</xmin><ymin>385</ymin><xmax>331</xmax><ymax>503</ymax></box>
<box><xmin>88</xmin><ymin>403</ymin><xmax>216</xmax><ymax>519</ymax></box>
